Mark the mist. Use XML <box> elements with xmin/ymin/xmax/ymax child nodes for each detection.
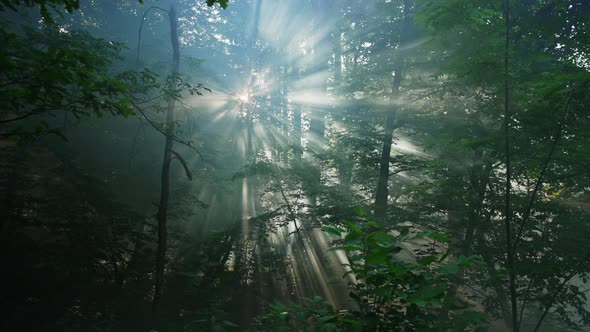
<box><xmin>1</xmin><ymin>0</ymin><xmax>589</xmax><ymax>331</ymax></box>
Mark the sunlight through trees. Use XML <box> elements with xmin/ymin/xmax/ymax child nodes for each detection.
<box><xmin>1</xmin><ymin>0</ymin><xmax>589</xmax><ymax>331</ymax></box>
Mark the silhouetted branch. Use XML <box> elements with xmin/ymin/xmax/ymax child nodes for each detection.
<box><xmin>0</xmin><ymin>112</ymin><xmax>37</xmax><ymax>124</ymax></box>
<box><xmin>171</xmin><ymin>149</ymin><xmax>192</xmax><ymax>180</ymax></box>
<box><xmin>129</xmin><ymin>99</ymin><xmax>204</xmax><ymax>160</ymax></box>
<box><xmin>512</xmin><ymin>93</ymin><xmax>574</xmax><ymax>255</ymax></box>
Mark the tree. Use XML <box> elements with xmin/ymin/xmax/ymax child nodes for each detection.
<box><xmin>415</xmin><ymin>0</ymin><xmax>590</xmax><ymax>329</ymax></box>
<box><xmin>135</xmin><ymin>0</ymin><xmax>227</xmax><ymax>326</ymax></box>
<box><xmin>2</xmin><ymin>0</ymin><xmax>589</xmax><ymax>330</ymax></box>
<box><xmin>0</xmin><ymin>15</ymin><xmax>156</xmax><ymax>142</ymax></box>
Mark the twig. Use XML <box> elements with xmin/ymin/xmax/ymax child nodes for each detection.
<box><xmin>135</xmin><ymin>94</ymin><xmax>166</xmax><ymax>105</ymax></box>
<box><xmin>0</xmin><ymin>112</ymin><xmax>38</xmax><ymax>124</ymax></box>
<box><xmin>129</xmin><ymin>99</ymin><xmax>205</xmax><ymax>160</ymax></box>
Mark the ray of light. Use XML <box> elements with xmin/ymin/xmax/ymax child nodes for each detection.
<box><xmin>393</xmin><ymin>136</ymin><xmax>431</xmax><ymax>158</ymax></box>
<box><xmin>172</xmin><ymin>0</ymin><xmax>367</xmax><ymax>309</ymax></box>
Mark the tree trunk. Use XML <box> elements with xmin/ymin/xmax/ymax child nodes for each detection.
<box><xmin>373</xmin><ymin>0</ymin><xmax>413</xmax><ymax>221</ymax></box>
<box><xmin>502</xmin><ymin>0</ymin><xmax>518</xmax><ymax>330</ymax></box>
<box><xmin>374</xmin><ymin>63</ymin><xmax>401</xmax><ymax>221</ymax></box>
<box><xmin>0</xmin><ymin>145</ymin><xmax>18</xmax><ymax>236</ymax></box>
<box><xmin>332</xmin><ymin>30</ymin><xmax>354</xmax><ymax>194</ymax></box>
<box><xmin>305</xmin><ymin>0</ymin><xmax>333</xmax><ymax>207</ymax></box>
<box><xmin>478</xmin><ymin>229</ymin><xmax>514</xmax><ymax>329</ymax></box>
<box><xmin>292</xmin><ymin>102</ymin><xmax>302</xmax><ymax>164</ymax></box>
<box><xmin>152</xmin><ymin>2</ymin><xmax>180</xmax><ymax>323</ymax></box>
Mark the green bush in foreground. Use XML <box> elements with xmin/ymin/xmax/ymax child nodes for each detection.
<box><xmin>256</xmin><ymin>220</ymin><xmax>487</xmax><ymax>331</ymax></box>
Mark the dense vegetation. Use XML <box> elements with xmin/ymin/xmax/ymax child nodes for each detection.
<box><xmin>1</xmin><ymin>0</ymin><xmax>588</xmax><ymax>331</ymax></box>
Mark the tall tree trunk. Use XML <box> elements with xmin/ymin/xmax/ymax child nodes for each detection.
<box><xmin>292</xmin><ymin>100</ymin><xmax>302</xmax><ymax>164</ymax></box>
<box><xmin>502</xmin><ymin>0</ymin><xmax>518</xmax><ymax>330</ymax></box>
<box><xmin>374</xmin><ymin>0</ymin><xmax>413</xmax><ymax>221</ymax></box>
<box><xmin>478</xmin><ymin>229</ymin><xmax>514</xmax><ymax>328</ymax></box>
<box><xmin>0</xmin><ymin>145</ymin><xmax>18</xmax><ymax>236</ymax></box>
<box><xmin>236</xmin><ymin>1</ymin><xmax>262</xmax><ymax>327</ymax></box>
<box><xmin>374</xmin><ymin>63</ymin><xmax>401</xmax><ymax>221</ymax></box>
<box><xmin>153</xmin><ymin>2</ymin><xmax>180</xmax><ymax>322</ymax></box>
<box><xmin>307</xmin><ymin>0</ymin><xmax>334</xmax><ymax>206</ymax></box>
<box><xmin>446</xmin><ymin>160</ymin><xmax>465</xmax><ymax>256</ymax></box>
<box><xmin>332</xmin><ymin>29</ymin><xmax>353</xmax><ymax>193</ymax></box>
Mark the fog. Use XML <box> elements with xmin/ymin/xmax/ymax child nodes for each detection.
<box><xmin>1</xmin><ymin>1</ymin><xmax>589</xmax><ymax>331</ymax></box>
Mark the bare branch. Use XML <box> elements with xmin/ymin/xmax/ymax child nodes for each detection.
<box><xmin>0</xmin><ymin>112</ymin><xmax>38</xmax><ymax>124</ymax></box>
<box><xmin>129</xmin><ymin>98</ymin><xmax>205</xmax><ymax>160</ymax></box>
<box><xmin>171</xmin><ymin>149</ymin><xmax>193</xmax><ymax>180</ymax></box>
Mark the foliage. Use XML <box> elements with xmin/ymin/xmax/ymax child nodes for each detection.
<box><xmin>0</xmin><ymin>146</ymin><xmax>155</xmax><ymax>332</ymax></box>
<box><xmin>256</xmin><ymin>296</ymin><xmax>356</xmax><ymax>332</ymax></box>
<box><xmin>1</xmin><ymin>0</ymin><xmax>589</xmax><ymax>331</ymax></box>
<box><xmin>411</xmin><ymin>0</ymin><xmax>590</xmax><ymax>330</ymax></box>
<box><xmin>0</xmin><ymin>28</ymin><xmax>211</xmax><ymax>144</ymax></box>
<box><xmin>206</xmin><ymin>0</ymin><xmax>228</xmax><ymax>9</ymax></box>
<box><xmin>0</xmin><ymin>27</ymin><xmax>143</xmax><ymax>142</ymax></box>
<box><xmin>0</xmin><ymin>0</ymin><xmax>80</xmax><ymax>23</ymax></box>
<box><xmin>258</xmin><ymin>219</ymin><xmax>487</xmax><ymax>331</ymax></box>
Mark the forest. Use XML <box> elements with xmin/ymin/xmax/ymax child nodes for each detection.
<box><xmin>0</xmin><ymin>0</ymin><xmax>589</xmax><ymax>331</ymax></box>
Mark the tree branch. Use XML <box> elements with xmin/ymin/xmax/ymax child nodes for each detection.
<box><xmin>129</xmin><ymin>99</ymin><xmax>205</xmax><ymax>161</ymax></box>
<box><xmin>0</xmin><ymin>112</ymin><xmax>38</xmax><ymax>124</ymax></box>
<box><xmin>533</xmin><ymin>270</ymin><xmax>579</xmax><ymax>332</ymax></box>
<box><xmin>273</xmin><ymin>174</ymin><xmax>300</xmax><ymax>234</ymax></box>
<box><xmin>171</xmin><ymin>149</ymin><xmax>192</xmax><ymax>180</ymax></box>
<box><xmin>512</xmin><ymin>93</ymin><xmax>574</xmax><ymax>255</ymax></box>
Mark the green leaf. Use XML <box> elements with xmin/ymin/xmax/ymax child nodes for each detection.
<box><xmin>413</xmin><ymin>299</ymin><xmax>427</xmax><ymax>307</ymax></box>
<box><xmin>328</xmin><ymin>245</ymin><xmax>363</xmax><ymax>252</ymax></box>
<box><xmin>318</xmin><ymin>315</ymin><xmax>336</xmax><ymax>323</ymax></box>
<box><xmin>221</xmin><ymin>320</ymin><xmax>239</xmax><ymax>327</ymax></box>
<box><xmin>418</xmin><ymin>255</ymin><xmax>437</xmax><ymax>266</ymax></box>
<box><xmin>344</xmin><ymin>221</ymin><xmax>362</xmax><ymax>234</ymax></box>
<box><xmin>366</xmin><ymin>249</ymin><xmax>389</xmax><ymax>265</ymax></box>
<box><xmin>440</xmin><ymin>263</ymin><xmax>460</xmax><ymax>275</ymax></box>
<box><xmin>374</xmin><ymin>287</ymin><xmax>392</xmax><ymax>297</ymax></box>
<box><xmin>367</xmin><ymin>231</ymin><xmax>396</xmax><ymax>248</ymax></box>
<box><xmin>322</xmin><ymin>225</ymin><xmax>344</xmax><ymax>237</ymax></box>
<box><xmin>365</xmin><ymin>221</ymin><xmax>380</xmax><ymax>228</ymax></box>
<box><xmin>354</xmin><ymin>206</ymin><xmax>367</xmax><ymax>217</ymax></box>
<box><xmin>428</xmin><ymin>232</ymin><xmax>449</xmax><ymax>243</ymax></box>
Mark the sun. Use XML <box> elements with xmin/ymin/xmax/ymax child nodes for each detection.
<box><xmin>238</xmin><ymin>94</ymin><xmax>249</xmax><ymax>103</ymax></box>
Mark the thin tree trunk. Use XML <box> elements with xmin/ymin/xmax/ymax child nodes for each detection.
<box><xmin>374</xmin><ymin>63</ymin><xmax>401</xmax><ymax>221</ymax></box>
<box><xmin>502</xmin><ymin>0</ymin><xmax>518</xmax><ymax>330</ymax></box>
<box><xmin>306</xmin><ymin>0</ymin><xmax>333</xmax><ymax>207</ymax></box>
<box><xmin>288</xmin><ymin>22</ymin><xmax>302</xmax><ymax>165</ymax></box>
<box><xmin>153</xmin><ymin>2</ymin><xmax>180</xmax><ymax>322</ymax></box>
<box><xmin>0</xmin><ymin>145</ymin><xmax>18</xmax><ymax>235</ymax></box>
<box><xmin>374</xmin><ymin>0</ymin><xmax>413</xmax><ymax>221</ymax></box>
<box><xmin>478</xmin><ymin>230</ymin><xmax>514</xmax><ymax>328</ymax></box>
<box><xmin>292</xmin><ymin>107</ymin><xmax>302</xmax><ymax>164</ymax></box>
<box><xmin>332</xmin><ymin>30</ymin><xmax>354</xmax><ymax>193</ymax></box>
